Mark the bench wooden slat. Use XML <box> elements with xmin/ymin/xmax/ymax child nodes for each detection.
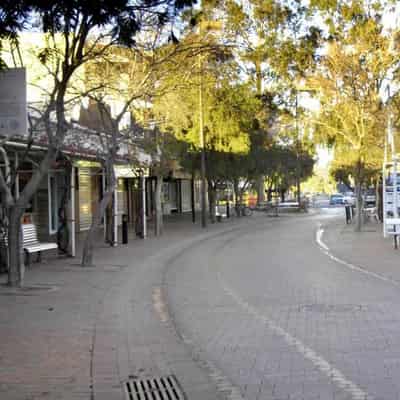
<box><xmin>1</xmin><ymin>224</ymin><xmax>57</xmax><ymax>254</ymax></box>
<box><xmin>22</xmin><ymin>225</ymin><xmax>57</xmax><ymax>255</ymax></box>
<box><xmin>25</xmin><ymin>243</ymin><xmax>58</xmax><ymax>253</ymax></box>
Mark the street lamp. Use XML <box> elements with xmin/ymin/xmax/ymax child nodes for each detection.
<box><xmin>197</xmin><ymin>19</ymin><xmax>222</xmax><ymax>228</ymax></box>
<box><xmin>198</xmin><ymin>47</ymin><xmax>207</xmax><ymax>228</ymax></box>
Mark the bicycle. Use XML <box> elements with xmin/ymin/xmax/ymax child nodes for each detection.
<box><xmin>235</xmin><ymin>203</ymin><xmax>253</xmax><ymax>217</ymax></box>
<box><xmin>249</xmin><ymin>201</ymin><xmax>271</xmax><ymax>213</ymax></box>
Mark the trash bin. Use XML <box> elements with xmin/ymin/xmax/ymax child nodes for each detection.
<box><xmin>122</xmin><ymin>214</ymin><xmax>128</xmax><ymax>244</ymax></box>
<box><xmin>345</xmin><ymin>205</ymin><xmax>352</xmax><ymax>224</ymax></box>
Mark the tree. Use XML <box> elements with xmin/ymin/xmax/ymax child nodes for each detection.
<box><xmin>0</xmin><ymin>0</ymin><xmax>194</xmax><ymax>286</ymax></box>
<box><xmin>139</xmin><ymin>128</ymin><xmax>188</xmax><ymax>235</ymax></box>
<box><xmin>152</xmin><ymin>26</ymin><xmax>256</xmax><ymax>218</ymax></box>
<box><xmin>157</xmin><ymin>78</ymin><xmax>261</xmax><ymax>220</ymax></box>
<box><xmin>309</xmin><ymin>32</ymin><xmax>395</xmax><ymax>230</ymax></box>
<box><xmin>305</xmin><ymin>0</ymin><xmax>400</xmax><ymax>230</ymax></box>
<box><xmin>78</xmin><ymin>37</ymin><xmax>190</xmax><ymax>262</ymax></box>
<box><xmin>78</xmin><ymin>99</ymin><xmax>137</xmax><ymax>267</ymax></box>
<box><xmin>222</xmin><ymin>0</ymin><xmax>321</xmax><ymax>204</ymax></box>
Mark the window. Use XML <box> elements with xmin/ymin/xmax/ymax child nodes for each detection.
<box><xmin>163</xmin><ymin>182</ymin><xmax>170</xmax><ymax>202</ymax></box>
<box><xmin>48</xmin><ymin>174</ymin><xmax>58</xmax><ymax>234</ymax></box>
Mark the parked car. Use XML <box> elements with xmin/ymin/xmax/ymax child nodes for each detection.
<box><xmin>343</xmin><ymin>191</ymin><xmax>355</xmax><ymax>205</ymax></box>
<box><xmin>363</xmin><ymin>189</ymin><xmax>376</xmax><ymax>206</ymax></box>
<box><xmin>312</xmin><ymin>193</ymin><xmax>330</xmax><ymax>207</ymax></box>
<box><xmin>329</xmin><ymin>193</ymin><xmax>345</xmax><ymax>205</ymax></box>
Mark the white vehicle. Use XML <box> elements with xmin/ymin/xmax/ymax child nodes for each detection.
<box><xmin>312</xmin><ymin>193</ymin><xmax>330</xmax><ymax>207</ymax></box>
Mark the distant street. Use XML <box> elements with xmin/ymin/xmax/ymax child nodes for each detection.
<box><xmin>165</xmin><ymin>209</ymin><xmax>400</xmax><ymax>400</ymax></box>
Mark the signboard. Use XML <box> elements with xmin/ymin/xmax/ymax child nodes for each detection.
<box><xmin>74</xmin><ymin>160</ymin><xmax>101</xmax><ymax>168</ymax></box>
<box><xmin>114</xmin><ymin>165</ymin><xmax>137</xmax><ymax>178</ymax></box>
<box><xmin>0</xmin><ymin>68</ymin><xmax>27</xmax><ymax>137</ymax></box>
<box><xmin>114</xmin><ymin>165</ymin><xmax>149</xmax><ymax>178</ymax></box>
<box><xmin>383</xmin><ymin>163</ymin><xmax>400</xmax><ymax>236</ymax></box>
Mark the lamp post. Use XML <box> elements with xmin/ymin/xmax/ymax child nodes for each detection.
<box><xmin>295</xmin><ymin>91</ymin><xmax>301</xmax><ymax>206</ymax></box>
<box><xmin>196</xmin><ymin>17</ymin><xmax>222</xmax><ymax>228</ymax></box>
<box><xmin>198</xmin><ymin>49</ymin><xmax>207</xmax><ymax>228</ymax></box>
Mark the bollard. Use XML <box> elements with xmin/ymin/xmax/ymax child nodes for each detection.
<box><xmin>122</xmin><ymin>214</ymin><xmax>128</xmax><ymax>244</ymax></box>
<box><xmin>226</xmin><ymin>202</ymin><xmax>230</xmax><ymax>218</ymax></box>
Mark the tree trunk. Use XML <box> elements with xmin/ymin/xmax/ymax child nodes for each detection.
<box><xmin>296</xmin><ymin>177</ymin><xmax>301</xmax><ymax>205</ymax></box>
<box><xmin>239</xmin><ymin>189</ymin><xmax>244</xmax><ymax>205</ymax></box>
<box><xmin>7</xmin><ymin>207</ymin><xmax>24</xmax><ymax>287</ymax></box>
<box><xmin>354</xmin><ymin>159</ymin><xmax>364</xmax><ymax>232</ymax></box>
<box><xmin>105</xmin><ymin>204</ymin><xmax>113</xmax><ymax>244</ymax></box>
<box><xmin>355</xmin><ymin>181</ymin><xmax>363</xmax><ymax>232</ymax></box>
<box><xmin>154</xmin><ymin>175</ymin><xmax>163</xmax><ymax>236</ymax></box>
<box><xmin>81</xmin><ymin>173</ymin><xmax>116</xmax><ymax>267</ymax></box>
<box><xmin>256</xmin><ymin>176</ymin><xmax>265</xmax><ymax>205</ymax></box>
<box><xmin>355</xmin><ymin>179</ymin><xmax>363</xmax><ymax>232</ymax></box>
<box><xmin>5</xmin><ymin>150</ymin><xmax>57</xmax><ymax>286</ymax></box>
<box><xmin>377</xmin><ymin>178</ymin><xmax>383</xmax><ymax>222</ymax></box>
<box><xmin>267</xmin><ymin>184</ymin><xmax>273</xmax><ymax>202</ymax></box>
<box><xmin>233</xmin><ymin>179</ymin><xmax>240</xmax><ymax>217</ymax></box>
<box><xmin>208</xmin><ymin>182</ymin><xmax>216</xmax><ymax>223</ymax></box>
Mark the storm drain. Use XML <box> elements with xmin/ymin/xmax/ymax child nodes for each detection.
<box><xmin>124</xmin><ymin>375</ymin><xmax>185</xmax><ymax>400</ymax></box>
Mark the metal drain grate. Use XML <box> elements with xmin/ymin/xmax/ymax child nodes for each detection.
<box><xmin>124</xmin><ymin>375</ymin><xmax>185</xmax><ymax>400</ymax></box>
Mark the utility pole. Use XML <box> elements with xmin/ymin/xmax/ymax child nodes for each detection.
<box><xmin>199</xmin><ymin>50</ymin><xmax>207</xmax><ymax>228</ymax></box>
<box><xmin>196</xmin><ymin>12</ymin><xmax>222</xmax><ymax>228</ymax></box>
<box><xmin>295</xmin><ymin>91</ymin><xmax>301</xmax><ymax>206</ymax></box>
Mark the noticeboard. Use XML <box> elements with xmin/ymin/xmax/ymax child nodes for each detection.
<box><xmin>0</xmin><ymin>68</ymin><xmax>27</xmax><ymax>138</ymax></box>
<box><xmin>383</xmin><ymin>165</ymin><xmax>400</xmax><ymax>236</ymax></box>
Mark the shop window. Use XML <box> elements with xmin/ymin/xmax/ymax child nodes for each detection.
<box><xmin>163</xmin><ymin>182</ymin><xmax>170</xmax><ymax>202</ymax></box>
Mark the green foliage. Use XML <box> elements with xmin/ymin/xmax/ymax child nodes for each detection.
<box><xmin>302</xmin><ymin>167</ymin><xmax>336</xmax><ymax>194</ymax></box>
<box><xmin>0</xmin><ymin>1</ymin><xmax>32</xmax><ymax>68</ymax></box>
<box><xmin>154</xmin><ymin>66</ymin><xmax>259</xmax><ymax>153</ymax></box>
<box><xmin>330</xmin><ymin>160</ymin><xmax>380</xmax><ymax>188</ymax></box>
<box><xmin>308</xmin><ymin>5</ymin><xmax>395</xmax><ymax>184</ymax></box>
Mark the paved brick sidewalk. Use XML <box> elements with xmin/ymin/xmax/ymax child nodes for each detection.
<box><xmin>321</xmin><ymin>214</ymin><xmax>400</xmax><ymax>282</ymax></box>
<box><xmin>0</xmin><ymin>215</ymin><xmax>254</xmax><ymax>400</ymax></box>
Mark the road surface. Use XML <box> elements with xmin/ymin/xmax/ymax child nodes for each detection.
<box><xmin>164</xmin><ymin>210</ymin><xmax>399</xmax><ymax>400</ymax></box>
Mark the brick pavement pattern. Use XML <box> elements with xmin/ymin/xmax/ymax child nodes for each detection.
<box><xmin>3</xmin><ymin>209</ymin><xmax>398</xmax><ymax>400</ymax></box>
<box><xmin>165</xmin><ymin>210</ymin><xmax>400</xmax><ymax>400</ymax></box>
<box><xmin>0</xmin><ymin>216</ymin><xmax>257</xmax><ymax>400</ymax></box>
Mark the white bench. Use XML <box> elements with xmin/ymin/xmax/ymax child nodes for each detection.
<box><xmin>4</xmin><ymin>224</ymin><xmax>58</xmax><ymax>266</ymax></box>
<box><xmin>363</xmin><ymin>207</ymin><xmax>379</xmax><ymax>222</ymax></box>
<box><xmin>215</xmin><ymin>205</ymin><xmax>227</xmax><ymax>222</ymax></box>
<box><xmin>385</xmin><ymin>218</ymin><xmax>400</xmax><ymax>249</ymax></box>
<box><xmin>277</xmin><ymin>202</ymin><xmax>300</xmax><ymax>212</ymax></box>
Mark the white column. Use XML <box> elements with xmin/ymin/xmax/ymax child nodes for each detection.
<box><xmin>102</xmin><ymin>170</ymin><xmax>107</xmax><ymax>241</ymax></box>
<box><xmin>14</xmin><ymin>152</ymin><xmax>19</xmax><ymax>198</ymax></box>
<box><xmin>113</xmin><ymin>187</ymin><xmax>118</xmax><ymax>246</ymax></box>
<box><xmin>383</xmin><ymin>163</ymin><xmax>387</xmax><ymax>238</ymax></box>
<box><xmin>394</xmin><ymin>159</ymin><xmax>398</xmax><ymax>220</ymax></box>
<box><xmin>69</xmin><ymin>166</ymin><xmax>76</xmax><ymax>257</ymax></box>
<box><xmin>142</xmin><ymin>175</ymin><xmax>147</xmax><ymax>238</ymax></box>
